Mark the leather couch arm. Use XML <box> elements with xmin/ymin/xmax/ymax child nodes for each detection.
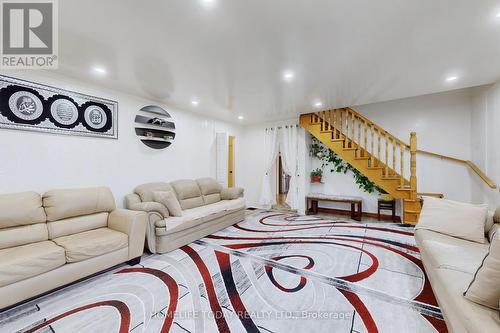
<box><xmin>128</xmin><ymin>201</ymin><xmax>169</xmax><ymax>219</ymax></box>
<box><xmin>108</xmin><ymin>209</ymin><xmax>147</xmax><ymax>260</ymax></box>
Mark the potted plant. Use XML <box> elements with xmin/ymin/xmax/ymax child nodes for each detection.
<box><xmin>310</xmin><ymin>168</ymin><xmax>323</xmax><ymax>183</ymax></box>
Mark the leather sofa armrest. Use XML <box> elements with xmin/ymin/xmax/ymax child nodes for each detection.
<box><xmin>108</xmin><ymin>209</ymin><xmax>147</xmax><ymax>260</ymax></box>
<box><xmin>221</xmin><ymin>187</ymin><xmax>244</xmax><ymax>200</ymax></box>
<box><xmin>128</xmin><ymin>201</ymin><xmax>169</xmax><ymax>218</ymax></box>
<box><xmin>125</xmin><ymin>193</ymin><xmax>141</xmax><ymax>208</ymax></box>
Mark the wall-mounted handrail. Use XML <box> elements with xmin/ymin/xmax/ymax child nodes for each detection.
<box><xmin>417</xmin><ymin>149</ymin><xmax>497</xmax><ymax>189</ymax></box>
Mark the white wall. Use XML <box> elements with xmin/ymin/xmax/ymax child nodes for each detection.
<box><xmin>0</xmin><ymin>70</ymin><xmax>243</xmax><ymax>207</ymax></box>
<box><xmin>470</xmin><ymin>82</ymin><xmax>500</xmax><ymax>207</ymax></box>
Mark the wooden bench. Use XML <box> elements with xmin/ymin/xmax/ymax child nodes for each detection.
<box><xmin>306</xmin><ymin>193</ymin><xmax>363</xmax><ymax>221</ymax></box>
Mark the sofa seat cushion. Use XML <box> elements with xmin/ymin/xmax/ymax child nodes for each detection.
<box><xmin>53</xmin><ymin>228</ymin><xmax>128</xmax><ymax>263</ymax></box>
<box><xmin>418</xmin><ymin>231</ymin><xmax>489</xmax><ymax>274</ymax></box>
<box><xmin>0</xmin><ymin>241</ymin><xmax>65</xmax><ymax>287</ymax></box>
<box><xmin>155</xmin><ymin>198</ymin><xmax>245</xmax><ymax>235</ymax></box>
<box><xmin>433</xmin><ymin>268</ymin><xmax>500</xmax><ymax>333</ymax></box>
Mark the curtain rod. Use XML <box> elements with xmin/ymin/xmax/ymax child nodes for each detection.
<box><xmin>265</xmin><ymin>124</ymin><xmax>299</xmax><ymax>131</ymax></box>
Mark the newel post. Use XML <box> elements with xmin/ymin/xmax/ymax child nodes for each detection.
<box><xmin>410</xmin><ymin>132</ymin><xmax>417</xmax><ymax>199</ymax></box>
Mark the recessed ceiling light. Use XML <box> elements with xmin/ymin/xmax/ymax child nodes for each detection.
<box><xmin>201</xmin><ymin>0</ymin><xmax>216</xmax><ymax>7</ymax></box>
<box><xmin>283</xmin><ymin>70</ymin><xmax>294</xmax><ymax>81</ymax></box>
<box><xmin>445</xmin><ymin>76</ymin><xmax>458</xmax><ymax>82</ymax></box>
<box><xmin>191</xmin><ymin>100</ymin><xmax>199</xmax><ymax>106</ymax></box>
<box><xmin>92</xmin><ymin>66</ymin><xmax>107</xmax><ymax>75</ymax></box>
<box><xmin>314</xmin><ymin>101</ymin><xmax>323</xmax><ymax>108</ymax></box>
<box><xmin>238</xmin><ymin>115</ymin><xmax>244</xmax><ymax>120</ymax></box>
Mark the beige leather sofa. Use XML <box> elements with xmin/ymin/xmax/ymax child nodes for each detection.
<box><xmin>415</xmin><ymin>212</ymin><xmax>500</xmax><ymax>333</ymax></box>
<box><xmin>126</xmin><ymin>178</ymin><xmax>245</xmax><ymax>253</ymax></box>
<box><xmin>0</xmin><ymin>187</ymin><xmax>147</xmax><ymax>310</ymax></box>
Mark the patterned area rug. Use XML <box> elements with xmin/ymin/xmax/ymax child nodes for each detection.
<box><xmin>0</xmin><ymin>211</ymin><xmax>448</xmax><ymax>333</ymax></box>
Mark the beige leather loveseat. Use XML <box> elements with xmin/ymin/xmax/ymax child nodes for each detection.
<box><xmin>415</xmin><ymin>211</ymin><xmax>500</xmax><ymax>333</ymax></box>
<box><xmin>126</xmin><ymin>178</ymin><xmax>245</xmax><ymax>253</ymax></box>
<box><xmin>0</xmin><ymin>187</ymin><xmax>147</xmax><ymax>310</ymax></box>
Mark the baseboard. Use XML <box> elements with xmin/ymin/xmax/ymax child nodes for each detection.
<box><xmin>316</xmin><ymin>207</ymin><xmax>401</xmax><ymax>223</ymax></box>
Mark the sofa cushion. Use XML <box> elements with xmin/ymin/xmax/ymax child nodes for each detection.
<box><xmin>196</xmin><ymin>178</ymin><xmax>222</xmax><ymax>204</ymax></box>
<box><xmin>432</xmin><ymin>268</ymin><xmax>500</xmax><ymax>333</ymax></box>
<box><xmin>0</xmin><ymin>241</ymin><xmax>65</xmax><ymax>287</ymax></box>
<box><xmin>489</xmin><ymin>224</ymin><xmax>500</xmax><ymax>242</ymax></box>
<box><xmin>221</xmin><ymin>187</ymin><xmax>244</xmax><ymax>200</ymax></box>
<box><xmin>155</xmin><ymin>198</ymin><xmax>246</xmax><ymax>235</ymax></box>
<box><xmin>43</xmin><ymin>187</ymin><xmax>116</xmax><ymax>222</ymax></box>
<box><xmin>486</xmin><ymin>210</ymin><xmax>495</xmax><ymax>234</ymax></box>
<box><xmin>420</xmin><ymin>238</ymin><xmax>488</xmax><ymax>274</ymax></box>
<box><xmin>47</xmin><ymin>212</ymin><xmax>109</xmax><ymax>239</ymax></box>
<box><xmin>0</xmin><ymin>191</ymin><xmax>46</xmax><ymax>228</ymax></box>
<box><xmin>0</xmin><ymin>223</ymin><xmax>48</xmax><ymax>250</ymax></box>
<box><xmin>53</xmin><ymin>228</ymin><xmax>128</xmax><ymax>263</ymax></box>
<box><xmin>494</xmin><ymin>206</ymin><xmax>500</xmax><ymax>224</ymax></box>
<box><xmin>464</xmin><ymin>231</ymin><xmax>500</xmax><ymax>310</ymax></box>
<box><xmin>196</xmin><ymin>178</ymin><xmax>222</xmax><ymax>195</ymax></box>
<box><xmin>134</xmin><ymin>182</ymin><xmax>174</xmax><ymax>202</ymax></box>
<box><xmin>153</xmin><ymin>191</ymin><xmax>182</xmax><ymax>217</ymax></box>
<box><xmin>416</xmin><ymin>196</ymin><xmax>487</xmax><ymax>243</ymax></box>
<box><xmin>170</xmin><ymin>179</ymin><xmax>205</xmax><ymax>210</ymax></box>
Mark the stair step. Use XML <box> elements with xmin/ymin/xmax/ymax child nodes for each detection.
<box><xmin>355</xmin><ymin>156</ymin><xmax>370</xmax><ymax>160</ymax></box>
<box><xmin>331</xmin><ymin>138</ymin><xmax>345</xmax><ymax>142</ymax></box>
<box><xmin>367</xmin><ymin>166</ymin><xmax>384</xmax><ymax>170</ymax></box>
<box><xmin>397</xmin><ymin>186</ymin><xmax>413</xmax><ymax>191</ymax></box>
<box><xmin>404</xmin><ymin>210</ymin><xmax>421</xmax><ymax>214</ymax></box>
<box><xmin>382</xmin><ymin>176</ymin><xmax>402</xmax><ymax>180</ymax></box>
<box><xmin>343</xmin><ymin>147</ymin><xmax>357</xmax><ymax>151</ymax></box>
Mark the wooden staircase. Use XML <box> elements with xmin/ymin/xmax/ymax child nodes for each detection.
<box><xmin>300</xmin><ymin>108</ymin><xmax>421</xmax><ymax>224</ymax></box>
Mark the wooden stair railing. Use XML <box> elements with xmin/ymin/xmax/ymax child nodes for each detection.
<box><xmin>347</xmin><ymin>108</ymin><xmax>496</xmax><ymax>189</ymax></box>
<box><xmin>301</xmin><ymin>108</ymin><xmax>420</xmax><ymax>224</ymax></box>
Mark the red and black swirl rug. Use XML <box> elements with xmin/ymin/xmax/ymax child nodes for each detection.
<box><xmin>1</xmin><ymin>212</ymin><xmax>448</xmax><ymax>333</ymax></box>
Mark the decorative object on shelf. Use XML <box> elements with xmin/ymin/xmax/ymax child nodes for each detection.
<box><xmin>135</xmin><ymin>105</ymin><xmax>175</xmax><ymax>149</ymax></box>
<box><xmin>310</xmin><ymin>168</ymin><xmax>323</xmax><ymax>183</ymax></box>
<box><xmin>310</xmin><ymin>137</ymin><xmax>385</xmax><ymax>194</ymax></box>
<box><xmin>0</xmin><ymin>75</ymin><xmax>118</xmax><ymax>138</ymax></box>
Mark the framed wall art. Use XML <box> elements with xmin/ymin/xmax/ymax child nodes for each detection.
<box><xmin>0</xmin><ymin>75</ymin><xmax>118</xmax><ymax>139</ymax></box>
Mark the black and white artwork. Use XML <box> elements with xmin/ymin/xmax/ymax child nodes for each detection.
<box><xmin>0</xmin><ymin>75</ymin><xmax>118</xmax><ymax>139</ymax></box>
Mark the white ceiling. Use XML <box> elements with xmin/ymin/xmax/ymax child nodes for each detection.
<box><xmin>55</xmin><ymin>0</ymin><xmax>500</xmax><ymax>124</ymax></box>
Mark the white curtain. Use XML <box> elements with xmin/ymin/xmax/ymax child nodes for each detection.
<box><xmin>280</xmin><ymin>125</ymin><xmax>299</xmax><ymax>209</ymax></box>
<box><xmin>259</xmin><ymin>127</ymin><xmax>279</xmax><ymax>206</ymax></box>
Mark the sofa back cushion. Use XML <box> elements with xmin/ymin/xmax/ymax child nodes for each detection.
<box><xmin>196</xmin><ymin>178</ymin><xmax>222</xmax><ymax>205</ymax></box>
<box><xmin>134</xmin><ymin>182</ymin><xmax>173</xmax><ymax>202</ymax></box>
<box><xmin>47</xmin><ymin>212</ymin><xmax>109</xmax><ymax>239</ymax></box>
<box><xmin>464</xmin><ymin>228</ymin><xmax>500</xmax><ymax>310</ymax></box>
<box><xmin>0</xmin><ymin>191</ymin><xmax>46</xmax><ymax>229</ymax></box>
<box><xmin>416</xmin><ymin>196</ymin><xmax>488</xmax><ymax>244</ymax></box>
<box><xmin>170</xmin><ymin>179</ymin><xmax>205</xmax><ymax>210</ymax></box>
<box><xmin>0</xmin><ymin>191</ymin><xmax>48</xmax><ymax>249</ymax></box>
<box><xmin>43</xmin><ymin>187</ymin><xmax>116</xmax><ymax>222</ymax></box>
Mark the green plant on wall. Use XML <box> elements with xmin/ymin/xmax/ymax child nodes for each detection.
<box><xmin>309</xmin><ymin>137</ymin><xmax>386</xmax><ymax>194</ymax></box>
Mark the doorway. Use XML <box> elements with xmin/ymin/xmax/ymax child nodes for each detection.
<box><xmin>228</xmin><ymin>136</ymin><xmax>235</xmax><ymax>187</ymax></box>
<box><xmin>276</xmin><ymin>154</ymin><xmax>291</xmax><ymax>205</ymax></box>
